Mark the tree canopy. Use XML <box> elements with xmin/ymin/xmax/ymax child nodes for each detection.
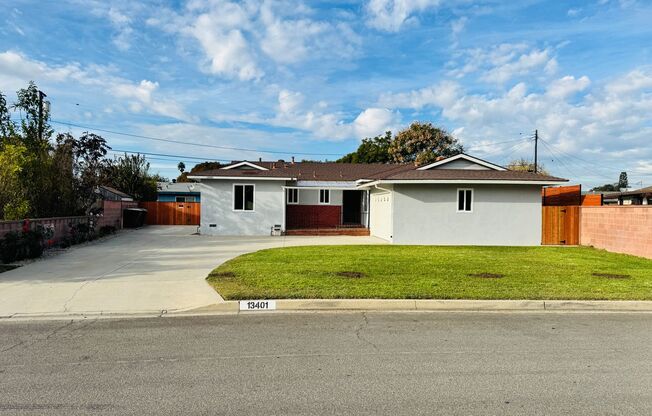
<box><xmin>506</xmin><ymin>158</ymin><xmax>549</xmax><ymax>175</ymax></box>
<box><xmin>0</xmin><ymin>82</ymin><xmax>164</xmax><ymax>220</ymax></box>
<box><xmin>337</xmin><ymin>131</ymin><xmax>392</xmax><ymax>163</ymax></box>
<box><xmin>337</xmin><ymin>122</ymin><xmax>464</xmax><ymax>165</ymax></box>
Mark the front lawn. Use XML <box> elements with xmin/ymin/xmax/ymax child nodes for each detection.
<box><xmin>206</xmin><ymin>246</ymin><xmax>652</xmax><ymax>300</ymax></box>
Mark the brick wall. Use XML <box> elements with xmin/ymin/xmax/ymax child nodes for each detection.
<box><xmin>286</xmin><ymin>205</ymin><xmax>342</xmax><ymax>229</ymax></box>
<box><xmin>0</xmin><ymin>201</ymin><xmax>138</xmax><ymax>246</ymax></box>
<box><xmin>580</xmin><ymin>206</ymin><xmax>652</xmax><ymax>259</ymax></box>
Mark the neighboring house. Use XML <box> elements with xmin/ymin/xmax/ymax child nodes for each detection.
<box><xmin>602</xmin><ymin>186</ymin><xmax>652</xmax><ymax>205</ymax></box>
<box><xmin>188</xmin><ymin>154</ymin><xmax>567</xmax><ymax>245</ymax></box>
<box><xmin>97</xmin><ymin>185</ymin><xmax>133</xmax><ymax>201</ymax></box>
<box><xmin>157</xmin><ymin>182</ymin><xmax>201</xmax><ymax>202</ymax></box>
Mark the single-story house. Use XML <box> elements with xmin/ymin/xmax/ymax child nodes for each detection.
<box><xmin>602</xmin><ymin>186</ymin><xmax>651</xmax><ymax>206</ymax></box>
<box><xmin>157</xmin><ymin>181</ymin><xmax>201</xmax><ymax>202</ymax></box>
<box><xmin>188</xmin><ymin>154</ymin><xmax>567</xmax><ymax>245</ymax></box>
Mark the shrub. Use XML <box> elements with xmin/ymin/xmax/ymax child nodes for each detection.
<box><xmin>98</xmin><ymin>225</ymin><xmax>116</xmax><ymax>237</ymax></box>
<box><xmin>0</xmin><ymin>227</ymin><xmax>45</xmax><ymax>263</ymax></box>
<box><xmin>0</xmin><ymin>231</ymin><xmax>25</xmax><ymax>263</ymax></box>
<box><xmin>23</xmin><ymin>227</ymin><xmax>45</xmax><ymax>259</ymax></box>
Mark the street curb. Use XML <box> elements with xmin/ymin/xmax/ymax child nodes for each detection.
<box><xmin>3</xmin><ymin>300</ymin><xmax>651</xmax><ymax>321</ymax></box>
<box><xmin>184</xmin><ymin>299</ymin><xmax>652</xmax><ymax>313</ymax></box>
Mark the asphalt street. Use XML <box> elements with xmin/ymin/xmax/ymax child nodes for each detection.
<box><xmin>1</xmin><ymin>312</ymin><xmax>651</xmax><ymax>415</ymax></box>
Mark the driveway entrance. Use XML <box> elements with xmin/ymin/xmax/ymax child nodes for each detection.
<box><xmin>0</xmin><ymin>226</ymin><xmax>384</xmax><ymax>317</ymax></box>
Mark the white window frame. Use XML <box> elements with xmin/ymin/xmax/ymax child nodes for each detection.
<box><xmin>233</xmin><ymin>183</ymin><xmax>255</xmax><ymax>212</ymax></box>
<box><xmin>456</xmin><ymin>188</ymin><xmax>473</xmax><ymax>213</ymax></box>
<box><xmin>319</xmin><ymin>189</ymin><xmax>330</xmax><ymax>205</ymax></box>
<box><xmin>287</xmin><ymin>188</ymin><xmax>299</xmax><ymax>204</ymax></box>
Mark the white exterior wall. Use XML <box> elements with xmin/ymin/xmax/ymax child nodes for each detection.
<box><xmin>369</xmin><ymin>185</ymin><xmax>393</xmax><ymax>242</ymax></box>
<box><xmin>391</xmin><ymin>184</ymin><xmax>542</xmax><ymax>245</ymax></box>
<box><xmin>200</xmin><ymin>180</ymin><xmax>284</xmax><ymax>235</ymax></box>
<box><xmin>292</xmin><ymin>188</ymin><xmax>343</xmax><ymax>206</ymax></box>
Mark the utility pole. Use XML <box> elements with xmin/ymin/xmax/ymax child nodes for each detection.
<box><xmin>534</xmin><ymin>129</ymin><xmax>538</xmax><ymax>174</ymax></box>
<box><xmin>38</xmin><ymin>90</ymin><xmax>47</xmax><ymax>141</ymax></box>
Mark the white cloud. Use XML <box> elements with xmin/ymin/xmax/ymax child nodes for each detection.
<box><xmin>378</xmin><ymin>68</ymin><xmax>652</xmax><ymax>181</ymax></box>
<box><xmin>546</xmin><ymin>75</ymin><xmax>591</xmax><ymax>98</ymax></box>
<box><xmin>567</xmin><ymin>8</ymin><xmax>582</xmax><ymax>17</ymax></box>
<box><xmin>353</xmin><ymin>108</ymin><xmax>399</xmax><ymax>137</ymax></box>
<box><xmin>451</xmin><ymin>16</ymin><xmax>468</xmax><ymax>36</ymax></box>
<box><xmin>365</xmin><ymin>0</ymin><xmax>441</xmax><ymax>32</ymax></box>
<box><xmin>274</xmin><ymin>89</ymin><xmax>399</xmax><ymax>140</ymax></box>
<box><xmin>81</xmin><ymin>1</ymin><xmax>138</xmax><ymax>51</ymax></box>
<box><xmin>0</xmin><ymin>51</ymin><xmax>191</xmax><ymax>121</ymax></box>
<box><xmin>482</xmin><ymin>48</ymin><xmax>556</xmax><ymax>84</ymax></box>
<box><xmin>447</xmin><ymin>43</ymin><xmax>558</xmax><ymax>84</ymax></box>
<box><xmin>188</xmin><ymin>5</ymin><xmax>263</xmax><ymax>81</ymax></box>
<box><xmin>148</xmin><ymin>1</ymin><xmax>360</xmax><ymax>80</ymax></box>
<box><xmin>259</xmin><ymin>4</ymin><xmax>360</xmax><ymax>64</ymax></box>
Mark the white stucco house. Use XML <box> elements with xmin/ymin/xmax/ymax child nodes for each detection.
<box><xmin>188</xmin><ymin>154</ymin><xmax>567</xmax><ymax>245</ymax></box>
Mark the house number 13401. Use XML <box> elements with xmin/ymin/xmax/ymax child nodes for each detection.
<box><xmin>239</xmin><ymin>300</ymin><xmax>276</xmax><ymax>311</ymax></box>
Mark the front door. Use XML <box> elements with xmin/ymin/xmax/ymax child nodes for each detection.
<box><xmin>342</xmin><ymin>190</ymin><xmax>362</xmax><ymax>224</ymax></box>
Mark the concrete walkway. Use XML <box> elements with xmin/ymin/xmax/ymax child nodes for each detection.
<box><xmin>0</xmin><ymin>226</ymin><xmax>385</xmax><ymax>317</ymax></box>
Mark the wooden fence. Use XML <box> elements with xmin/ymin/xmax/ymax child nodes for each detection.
<box><xmin>139</xmin><ymin>202</ymin><xmax>200</xmax><ymax>225</ymax></box>
<box><xmin>542</xmin><ymin>185</ymin><xmax>602</xmax><ymax>206</ymax></box>
<box><xmin>541</xmin><ymin>205</ymin><xmax>580</xmax><ymax>245</ymax></box>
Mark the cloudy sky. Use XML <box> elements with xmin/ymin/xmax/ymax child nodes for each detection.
<box><xmin>1</xmin><ymin>0</ymin><xmax>651</xmax><ymax>187</ymax></box>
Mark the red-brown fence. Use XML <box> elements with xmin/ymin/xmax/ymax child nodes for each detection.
<box><xmin>543</xmin><ymin>185</ymin><xmax>603</xmax><ymax>206</ymax></box>
<box><xmin>139</xmin><ymin>202</ymin><xmax>200</xmax><ymax>225</ymax></box>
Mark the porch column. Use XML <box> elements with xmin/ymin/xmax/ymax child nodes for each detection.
<box><xmin>281</xmin><ymin>187</ymin><xmax>286</xmax><ymax>232</ymax></box>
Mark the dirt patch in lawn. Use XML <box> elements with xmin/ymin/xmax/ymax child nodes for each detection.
<box><xmin>467</xmin><ymin>272</ymin><xmax>505</xmax><ymax>279</ymax></box>
<box><xmin>336</xmin><ymin>271</ymin><xmax>366</xmax><ymax>278</ymax></box>
<box><xmin>592</xmin><ymin>272</ymin><xmax>630</xmax><ymax>279</ymax></box>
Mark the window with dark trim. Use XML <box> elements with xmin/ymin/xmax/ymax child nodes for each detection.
<box><xmin>287</xmin><ymin>188</ymin><xmax>299</xmax><ymax>204</ymax></box>
<box><xmin>319</xmin><ymin>189</ymin><xmax>330</xmax><ymax>204</ymax></box>
<box><xmin>457</xmin><ymin>188</ymin><xmax>473</xmax><ymax>212</ymax></box>
<box><xmin>234</xmin><ymin>184</ymin><xmax>255</xmax><ymax>211</ymax></box>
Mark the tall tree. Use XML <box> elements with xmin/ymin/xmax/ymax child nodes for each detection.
<box><xmin>388</xmin><ymin>122</ymin><xmax>464</xmax><ymax>165</ymax></box>
<box><xmin>337</xmin><ymin>131</ymin><xmax>393</xmax><ymax>163</ymax></box>
<box><xmin>0</xmin><ymin>144</ymin><xmax>30</xmax><ymax>219</ymax></box>
<box><xmin>178</xmin><ymin>161</ymin><xmax>186</xmax><ymax>173</ymax></box>
<box><xmin>0</xmin><ymin>91</ymin><xmax>16</xmax><ymax>141</ymax></box>
<box><xmin>56</xmin><ymin>132</ymin><xmax>111</xmax><ymax>213</ymax></box>
<box><xmin>618</xmin><ymin>171</ymin><xmax>628</xmax><ymax>189</ymax></box>
<box><xmin>104</xmin><ymin>153</ymin><xmax>163</xmax><ymax>201</ymax></box>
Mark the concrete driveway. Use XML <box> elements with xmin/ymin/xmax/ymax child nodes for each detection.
<box><xmin>0</xmin><ymin>226</ymin><xmax>385</xmax><ymax>317</ymax></box>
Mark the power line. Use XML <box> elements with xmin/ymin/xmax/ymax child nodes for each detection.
<box><xmin>538</xmin><ymin>139</ymin><xmax>582</xmax><ymax>179</ymax></box>
<box><xmin>49</xmin><ymin>119</ymin><xmax>344</xmax><ymax>157</ymax></box>
<box><xmin>108</xmin><ymin>148</ymin><xmax>231</xmax><ymax>162</ymax></box>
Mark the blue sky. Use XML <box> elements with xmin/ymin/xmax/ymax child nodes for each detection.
<box><xmin>1</xmin><ymin>0</ymin><xmax>652</xmax><ymax>187</ymax></box>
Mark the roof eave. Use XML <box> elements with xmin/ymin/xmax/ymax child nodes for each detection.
<box><xmin>187</xmin><ymin>175</ymin><xmax>294</xmax><ymax>181</ymax></box>
<box><xmin>373</xmin><ymin>179</ymin><xmax>569</xmax><ymax>185</ymax></box>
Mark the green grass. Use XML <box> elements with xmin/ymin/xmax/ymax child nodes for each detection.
<box><xmin>206</xmin><ymin>246</ymin><xmax>652</xmax><ymax>301</ymax></box>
